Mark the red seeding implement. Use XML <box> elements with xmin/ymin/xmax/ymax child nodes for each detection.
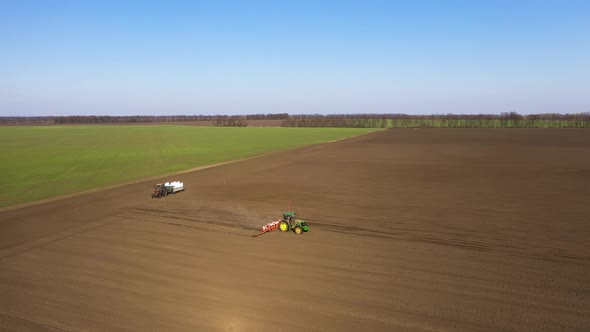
<box><xmin>257</xmin><ymin>220</ymin><xmax>280</xmax><ymax>236</ymax></box>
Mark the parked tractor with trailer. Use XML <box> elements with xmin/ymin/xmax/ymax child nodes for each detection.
<box><xmin>151</xmin><ymin>181</ymin><xmax>184</xmax><ymax>199</ymax></box>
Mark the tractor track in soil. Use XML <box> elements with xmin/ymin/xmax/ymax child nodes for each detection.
<box><xmin>1</xmin><ymin>128</ymin><xmax>589</xmax><ymax>331</ymax></box>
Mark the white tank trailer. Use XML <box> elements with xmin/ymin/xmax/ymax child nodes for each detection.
<box><xmin>164</xmin><ymin>181</ymin><xmax>184</xmax><ymax>193</ymax></box>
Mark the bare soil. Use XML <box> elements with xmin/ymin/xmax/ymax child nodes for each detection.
<box><xmin>1</xmin><ymin>129</ymin><xmax>589</xmax><ymax>331</ymax></box>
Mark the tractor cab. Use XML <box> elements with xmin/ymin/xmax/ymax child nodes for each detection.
<box><xmin>282</xmin><ymin>211</ymin><xmax>297</xmax><ymax>222</ymax></box>
<box><xmin>279</xmin><ymin>211</ymin><xmax>310</xmax><ymax>234</ymax></box>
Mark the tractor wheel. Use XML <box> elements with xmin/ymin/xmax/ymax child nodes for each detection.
<box><xmin>163</xmin><ymin>190</ymin><xmax>168</xmax><ymax>197</ymax></box>
<box><xmin>294</xmin><ymin>226</ymin><xmax>303</xmax><ymax>235</ymax></box>
<box><xmin>151</xmin><ymin>193</ymin><xmax>156</xmax><ymax>199</ymax></box>
<box><xmin>279</xmin><ymin>221</ymin><xmax>289</xmax><ymax>232</ymax></box>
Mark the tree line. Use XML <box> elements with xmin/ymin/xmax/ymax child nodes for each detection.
<box><xmin>0</xmin><ymin>113</ymin><xmax>288</xmax><ymax>126</ymax></box>
<box><xmin>281</xmin><ymin>112</ymin><xmax>590</xmax><ymax>128</ymax></box>
<box><xmin>2</xmin><ymin>112</ymin><xmax>589</xmax><ymax>128</ymax></box>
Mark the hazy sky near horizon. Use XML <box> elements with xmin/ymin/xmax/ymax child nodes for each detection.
<box><xmin>1</xmin><ymin>0</ymin><xmax>589</xmax><ymax>116</ymax></box>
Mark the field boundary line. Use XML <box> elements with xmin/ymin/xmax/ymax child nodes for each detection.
<box><xmin>0</xmin><ymin>129</ymin><xmax>381</xmax><ymax>213</ymax></box>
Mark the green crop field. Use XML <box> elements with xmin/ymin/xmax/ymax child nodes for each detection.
<box><xmin>0</xmin><ymin>125</ymin><xmax>375</xmax><ymax>208</ymax></box>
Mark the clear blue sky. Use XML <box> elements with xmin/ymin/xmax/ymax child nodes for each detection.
<box><xmin>1</xmin><ymin>0</ymin><xmax>588</xmax><ymax>116</ymax></box>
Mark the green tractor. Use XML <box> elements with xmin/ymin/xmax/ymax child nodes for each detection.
<box><xmin>279</xmin><ymin>212</ymin><xmax>310</xmax><ymax>235</ymax></box>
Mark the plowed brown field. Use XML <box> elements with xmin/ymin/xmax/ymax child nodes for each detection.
<box><xmin>1</xmin><ymin>129</ymin><xmax>589</xmax><ymax>331</ymax></box>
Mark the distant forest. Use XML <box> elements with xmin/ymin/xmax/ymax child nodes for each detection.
<box><xmin>0</xmin><ymin>113</ymin><xmax>287</xmax><ymax>126</ymax></box>
<box><xmin>2</xmin><ymin>112</ymin><xmax>589</xmax><ymax>128</ymax></box>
